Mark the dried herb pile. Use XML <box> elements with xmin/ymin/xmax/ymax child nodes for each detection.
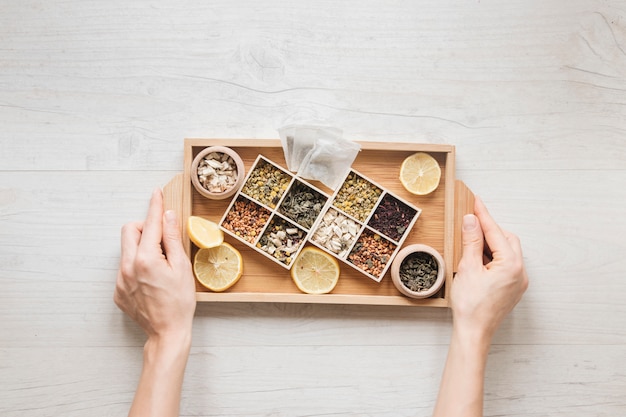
<box><xmin>399</xmin><ymin>252</ymin><xmax>439</xmax><ymax>292</ymax></box>
<box><xmin>368</xmin><ymin>194</ymin><xmax>416</xmax><ymax>241</ymax></box>
<box><xmin>278</xmin><ymin>181</ymin><xmax>327</xmax><ymax>229</ymax></box>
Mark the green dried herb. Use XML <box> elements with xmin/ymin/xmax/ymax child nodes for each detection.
<box><xmin>399</xmin><ymin>252</ymin><xmax>439</xmax><ymax>292</ymax></box>
<box><xmin>278</xmin><ymin>181</ymin><xmax>327</xmax><ymax>229</ymax></box>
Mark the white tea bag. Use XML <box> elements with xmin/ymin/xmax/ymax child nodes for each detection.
<box><xmin>298</xmin><ymin>136</ymin><xmax>361</xmax><ymax>190</ymax></box>
<box><xmin>278</xmin><ymin>125</ymin><xmax>296</xmax><ymax>171</ymax></box>
<box><xmin>279</xmin><ymin>125</ymin><xmax>342</xmax><ymax>171</ymax></box>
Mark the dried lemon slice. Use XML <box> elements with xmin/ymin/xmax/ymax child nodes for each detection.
<box><xmin>193</xmin><ymin>243</ymin><xmax>243</xmax><ymax>292</ymax></box>
<box><xmin>187</xmin><ymin>216</ymin><xmax>224</xmax><ymax>248</ymax></box>
<box><xmin>399</xmin><ymin>152</ymin><xmax>441</xmax><ymax>195</ymax></box>
<box><xmin>291</xmin><ymin>247</ymin><xmax>340</xmax><ymax>294</ymax></box>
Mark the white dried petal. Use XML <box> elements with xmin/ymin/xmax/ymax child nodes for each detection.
<box><xmin>323</xmin><ymin>210</ymin><xmax>336</xmax><ymax>223</ymax></box>
<box><xmin>207</xmin><ymin>159</ymin><xmax>222</xmax><ymax>169</ymax></box>
<box><xmin>201</xmin><ymin>167</ymin><xmax>216</xmax><ymax>176</ymax></box>
<box><xmin>311</xmin><ymin>231</ymin><xmax>327</xmax><ymax>245</ymax></box>
<box><xmin>286</xmin><ymin>228</ymin><xmax>299</xmax><ymax>235</ymax></box>
<box><xmin>329</xmin><ymin>240</ymin><xmax>342</xmax><ymax>252</ymax></box>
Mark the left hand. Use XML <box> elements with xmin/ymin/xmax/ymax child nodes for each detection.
<box><xmin>114</xmin><ymin>189</ymin><xmax>196</xmax><ymax>341</ymax></box>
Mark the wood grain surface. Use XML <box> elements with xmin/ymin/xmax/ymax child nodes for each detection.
<box><xmin>1</xmin><ymin>1</ymin><xmax>625</xmax><ymax>416</ymax></box>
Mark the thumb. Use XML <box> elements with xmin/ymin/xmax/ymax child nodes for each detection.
<box><xmin>461</xmin><ymin>214</ymin><xmax>484</xmax><ymax>269</ymax></box>
<box><xmin>162</xmin><ymin>210</ymin><xmax>186</xmax><ymax>263</ymax></box>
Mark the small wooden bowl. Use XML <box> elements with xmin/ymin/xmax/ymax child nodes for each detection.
<box><xmin>390</xmin><ymin>244</ymin><xmax>445</xmax><ymax>299</ymax></box>
<box><xmin>190</xmin><ymin>146</ymin><xmax>245</xmax><ymax>200</ymax></box>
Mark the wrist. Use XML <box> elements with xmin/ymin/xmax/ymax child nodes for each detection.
<box><xmin>451</xmin><ymin>320</ymin><xmax>492</xmax><ymax>359</ymax></box>
<box><xmin>131</xmin><ymin>330</ymin><xmax>191</xmax><ymax>417</ymax></box>
<box><xmin>432</xmin><ymin>317</ymin><xmax>491</xmax><ymax>417</ymax></box>
<box><xmin>144</xmin><ymin>329</ymin><xmax>192</xmax><ymax>365</ymax></box>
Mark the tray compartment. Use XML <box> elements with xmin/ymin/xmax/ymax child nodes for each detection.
<box><xmin>367</xmin><ymin>193</ymin><xmax>418</xmax><ymax>242</ymax></box>
<box><xmin>331</xmin><ymin>171</ymin><xmax>382</xmax><ymax>223</ymax></box>
<box><xmin>240</xmin><ymin>156</ymin><xmax>292</xmax><ymax>209</ymax></box>
<box><xmin>309</xmin><ymin>207</ymin><xmax>362</xmax><ymax>258</ymax></box>
<box><xmin>256</xmin><ymin>213</ymin><xmax>307</xmax><ymax>267</ymax></box>
<box><xmin>221</xmin><ymin>194</ymin><xmax>271</xmax><ymax>244</ymax></box>
<box><xmin>277</xmin><ymin>179</ymin><xmax>328</xmax><ymax>230</ymax></box>
<box><xmin>347</xmin><ymin>228</ymin><xmax>397</xmax><ymax>280</ymax></box>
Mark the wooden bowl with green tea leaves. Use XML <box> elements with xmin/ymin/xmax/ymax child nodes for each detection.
<box><xmin>390</xmin><ymin>244</ymin><xmax>445</xmax><ymax>299</ymax></box>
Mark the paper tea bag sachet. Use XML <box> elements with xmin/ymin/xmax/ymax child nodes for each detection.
<box><xmin>278</xmin><ymin>125</ymin><xmax>296</xmax><ymax>171</ymax></box>
<box><xmin>279</xmin><ymin>125</ymin><xmax>342</xmax><ymax>171</ymax></box>
<box><xmin>298</xmin><ymin>136</ymin><xmax>361</xmax><ymax>190</ymax></box>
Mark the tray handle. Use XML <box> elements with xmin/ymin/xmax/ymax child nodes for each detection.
<box><xmin>453</xmin><ymin>180</ymin><xmax>475</xmax><ymax>273</ymax></box>
<box><xmin>163</xmin><ymin>173</ymin><xmax>184</xmax><ymax>233</ymax></box>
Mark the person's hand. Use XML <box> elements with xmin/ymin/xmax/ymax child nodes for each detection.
<box><xmin>114</xmin><ymin>188</ymin><xmax>196</xmax><ymax>343</ymax></box>
<box><xmin>115</xmin><ymin>189</ymin><xmax>196</xmax><ymax>417</ymax></box>
<box><xmin>433</xmin><ymin>197</ymin><xmax>528</xmax><ymax>417</ymax></box>
<box><xmin>452</xmin><ymin>196</ymin><xmax>529</xmax><ymax>341</ymax></box>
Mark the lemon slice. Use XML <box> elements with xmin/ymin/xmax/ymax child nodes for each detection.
<box><xmin>193</xmin><ymin>243</ymin><xmax>243</xmax><ymax>292</ymax></box>
<box><xmin>399</xmin><ymin>152</ymin><xmax>442</xmax><ymax>195</ymax></box>
<box><xmin>187</xmin><ymin>216</ymin><xmax>224</xmax><ymax>248</ymax></box>
<box><xmin>291</xmin><ymin>247</ymin><xmax>340</xmax><ymax>294</ymax></box>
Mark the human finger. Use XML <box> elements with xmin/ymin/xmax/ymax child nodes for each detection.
<box><xmin>482</xmin><ymin>237</ymin><xmax>493</xmax><ymax>263</ymax></box>
<box><xmin>161</xmin><ymin>210</ymin><xmax>187</xmax><ymax>267</ymax></box>
<box><xmin>139</xmin><ymin>188</ymin><xmax>164</xmax><ymax>251</ymax></box>
<box><xmin>474</xmin><ymin>196</ymin><xmax>513</xmax><ymax>258</ymax></box>
<box><xmin>503</xmin><ymin>229</ymin><xmax>523</xmax><ymax>257</ymax></box>
<box><xmin>460</xmin><ymin>214</ymin><xmax>485</xmax><ymax>270</ymax></box>
<box><xmin>113</xmin><ymin>270</ymin><xmax>126</xmax><ymax>309</ymax></box>
<box><xmin>120</xmin><ymin>221</ymin><xmax>143</xmax><ymax>274</ymax></box>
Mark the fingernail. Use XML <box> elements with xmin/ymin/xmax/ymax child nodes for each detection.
<box><xmin>165</xmin><ymin>210</ymin><xmax>177</xmax><ymax>224</ymax></box>
<box><xmin>463</xmin><ymin>214</ymin><xmax>477</xmax><ymax>231</ymax></box>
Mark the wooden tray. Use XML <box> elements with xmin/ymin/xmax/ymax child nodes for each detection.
<box><xmin>163</xmin><ymin>139</ymin><xmax>474</xmax><ymax>307</ymax></box>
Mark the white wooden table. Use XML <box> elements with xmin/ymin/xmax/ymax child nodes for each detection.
<box><xmin>1</xmin><ymin>1</ymin><xmax>625</xmax><ymax>416</ymax></box>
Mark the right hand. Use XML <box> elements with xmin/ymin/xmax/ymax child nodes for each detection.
<box><xmin>451</xmin><ymin>196</ymin><xmax>529</xmax><ymax>341</ymax></box>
